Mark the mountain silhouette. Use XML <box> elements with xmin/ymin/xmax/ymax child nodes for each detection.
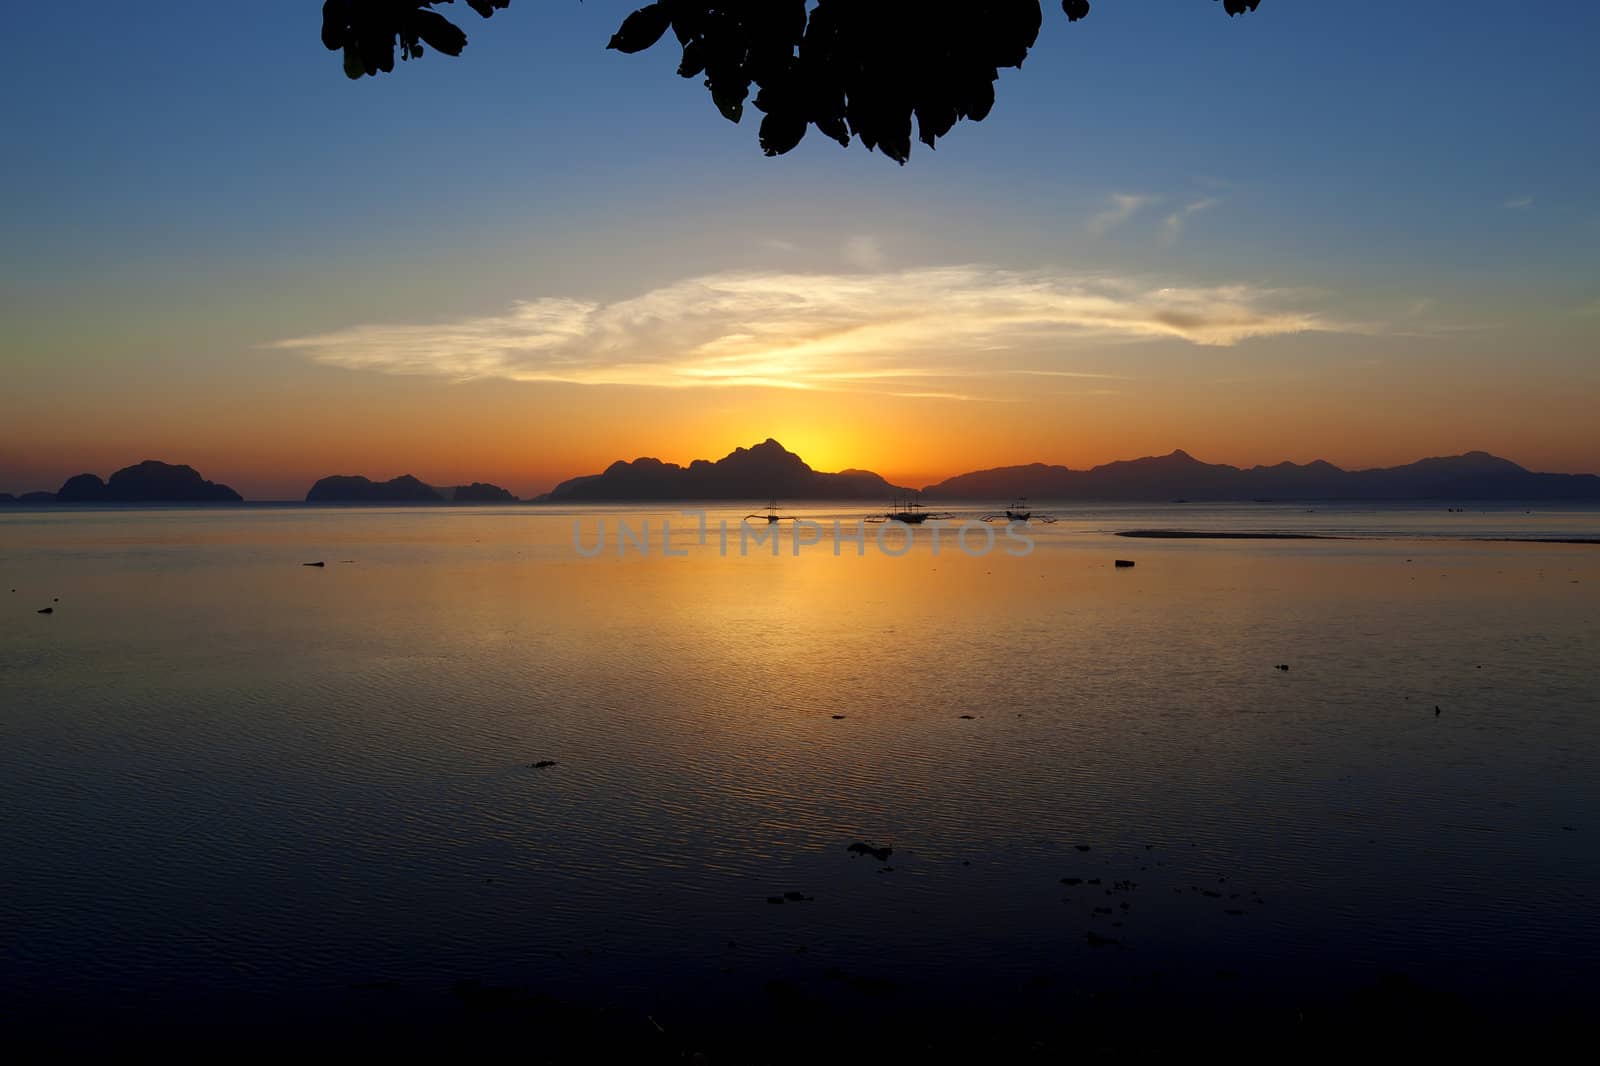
<box><xmin>920</xmin><ymin>449</ymin><xmax>1600</xmax><ymax>501</ymax></box>
<box><xmin>449</xmin><ymin>482</ymin><xmax>518</xmax><ymax>503</ymax></box>
<box><xmin>307</xmin><ymin>474</ymin><xmax>442</xmax><ymax>503</ymax></box>
<box><xmin>51</xmin><ymin>461</ymin><xmax>242</xmax><ymax>503</ymax></box>
<box><xmin>7</xmin><ymin>447</ymin><xmax>1595</xmax><ymax>506</ymax></box>
<box><xmin>539</xmin><ymin>439</ymin><xmax>910</xmax><ymax>502</ymax></box>
<box><xmin>305</xmin><ymin>474</ymin><xmax>518</xmax><ymax>503</ymax></box>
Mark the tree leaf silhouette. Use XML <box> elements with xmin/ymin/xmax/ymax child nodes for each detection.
<box><xmin>607</xmin><ymin>5</ymin><xmax>674</xmax><ymax>55</ymax></box>
<box><xmin>322</xmin><ymin>1</ymin><xmax>509</xmax><ymax>79</ymax></box>
<box><xmin>410</xmin><ymin>11</ymin><xmax>467</xmax><ymax>57</ymax></box>
<box><xmin>323</xmin><ymin>1</ymin><xmax>1263</xmax><ymax>163</ymax></box>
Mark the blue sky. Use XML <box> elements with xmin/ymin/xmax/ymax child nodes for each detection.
<box><xmin>2</xmin><ymin>1</ymin><xmax>1597</xmax><ymax>496</ymax></box>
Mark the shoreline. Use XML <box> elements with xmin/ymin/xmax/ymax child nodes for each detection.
<box><xmin>1115</xmin><ymin>530</ymin><xmax>1341</xmax><ymax>540</ymax></box>
<box><xmin>1115</xmin><ymin>529</ymin><xmax>1599</xmax><ymax>544</ymax></box>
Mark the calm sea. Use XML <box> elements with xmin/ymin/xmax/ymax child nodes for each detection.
<box><xmin>2</xmin><ymin>502</ymin><xmax>1597</xmax><ymax>1046</ymax></box>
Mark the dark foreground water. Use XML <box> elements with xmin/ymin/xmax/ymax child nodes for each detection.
<box><xmin>2</xmin><ymin>503</ymin><xmax>1597</xmax><ymax>1055</ymax></box>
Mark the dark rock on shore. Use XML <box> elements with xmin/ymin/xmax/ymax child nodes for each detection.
<box><xmin>1114</xmin><ymin>559</ymin><xmax>1136</xmax><ymax>568</ymax></box>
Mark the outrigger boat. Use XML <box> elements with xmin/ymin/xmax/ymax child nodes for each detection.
<box><xmin>981</xmin><ymin>497</ymin><xmax>1058</xmax><ymax>524</ymax></box>
<box><xmin>867</xmin><ymin>494</ymin><xmax>954</xmax><ymax>524</ymax></box>
<box><xmin>745</xmin><ymin>497</ymin><xmax>790</xmax><ymax>524</ymax></box>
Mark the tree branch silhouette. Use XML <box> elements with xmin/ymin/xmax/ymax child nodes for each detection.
<box><xmin>321</xmin><ymin>1</ymin><xmax>1261</xmax><ymax>164</ymax></box>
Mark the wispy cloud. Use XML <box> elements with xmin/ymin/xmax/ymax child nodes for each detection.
<box><xmin>1087</xmin><ymin>193</ymin><xmax>1157</xmax><ymax>235</ymax></box>
<box><xmin>1505</xmin><ymin>196</ymin><xmax>1534</xmax><ymax>209</ymax></box>
<box><xmin>1383</xmin><ymin>296</ymin><xmax>1499</xmax><ymax>337</ymax></box>
<box><xmin>844</xmin><ymin>235</ymin><xmax>886</xmax><ymax>270</ymax></box>
<box><xmin>1161</xmin><ymin>197</ymin><xmax>1221</xmax><ymax>243</ymax></box>
<box><xmin>268</xmin><ymin>267</ymin><xmax>1344</xmax><ymax>394</ymax></box>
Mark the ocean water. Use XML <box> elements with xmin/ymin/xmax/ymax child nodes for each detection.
<box><xmin>1</xmin><ymin>502</ymin><xmax>1597</xmax><ymax>1045</ymax></box>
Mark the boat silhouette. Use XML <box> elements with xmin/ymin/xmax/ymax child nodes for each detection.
<box><xmin>868</xmin><ymin>494</ymin><xmax>953</xmax><ymax>524</ymax></box>
<box><xmin>745</xmin><ymin>497</ymin><xmax>791</xmax><ymax>524</ymax></box>
<box><xmin>981</xmin><ymin>497</ymin><xmax>1057</xmax><ymax>524</ymax></box>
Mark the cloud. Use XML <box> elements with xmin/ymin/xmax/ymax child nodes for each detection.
<box><xmin>268</xmin><ymin>267</ymin><xmax>1343</xmax><ymax>394</ymax></box>
<box><xmin>1087</xmin><ymin>193</ymin><xmax>1157</xmax><ymax>235</ymax></box>
<box><xmin>1505</xmin><ymin>196</ymin><xmax>1534</xmax><ymax>209</ymax></box>
<box><xmin>844</xmin><ymin>235</ymin><xmax>886</xmax><ymax>269</ymax></box>
<box><xmin>1161</xmin><ymin>197</ymin><xmax>1222</xmax><ymax>243</ymax></box>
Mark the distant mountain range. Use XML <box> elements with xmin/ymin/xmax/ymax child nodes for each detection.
<box><xmin>4</xmin><ymin>446</ymin><xmax>1597</xmax><ymax>505</ymax></box>
<box><xmin>537</xmin><ymin>438</ymin><xmax>908</xmax><ymax>502</ymax></box>
<box><xmin>919</xmin><ymin>449</ymin><xmax>1600</xmax><ymax>501</ymax></box>
<box><xmin>305</xmin><ymin>475</ymin><xmax>517</xmax><ymax>503</ymax></box>
<box><xmin>533</xmin><ymin>441</ymin><xmax>1600</xmax><ymax>503</ymax></box>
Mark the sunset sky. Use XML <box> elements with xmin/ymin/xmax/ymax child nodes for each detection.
<box><xmin>3</xmin><ymin>1</ymin><xmax>1597</xmax><ymax>499</ymax></box>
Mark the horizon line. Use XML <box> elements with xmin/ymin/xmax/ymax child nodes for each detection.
<box><xmin>6</xmin><ymin>440</ymin><xmax>1600</xmax><ymax>502</ymax></box>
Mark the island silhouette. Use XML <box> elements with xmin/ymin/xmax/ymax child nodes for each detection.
<box><xmin>536</xmin><ymin>438</ymin><xmax>909</xmax><ymax>502</ymax></box>
<box><xmin>306</xmin><ymin>475</ymin><xmax>518</xmax><ymax>503</ymax></box>
<box><xmin>43</xmin><ymin>460</ymin><xmax>242</xmax><ymax>503</ymax></box>
<box><xmin>918</xmin><ymin>449</ymin><xmax>1600</xmax><ymax>501</ymax></box>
